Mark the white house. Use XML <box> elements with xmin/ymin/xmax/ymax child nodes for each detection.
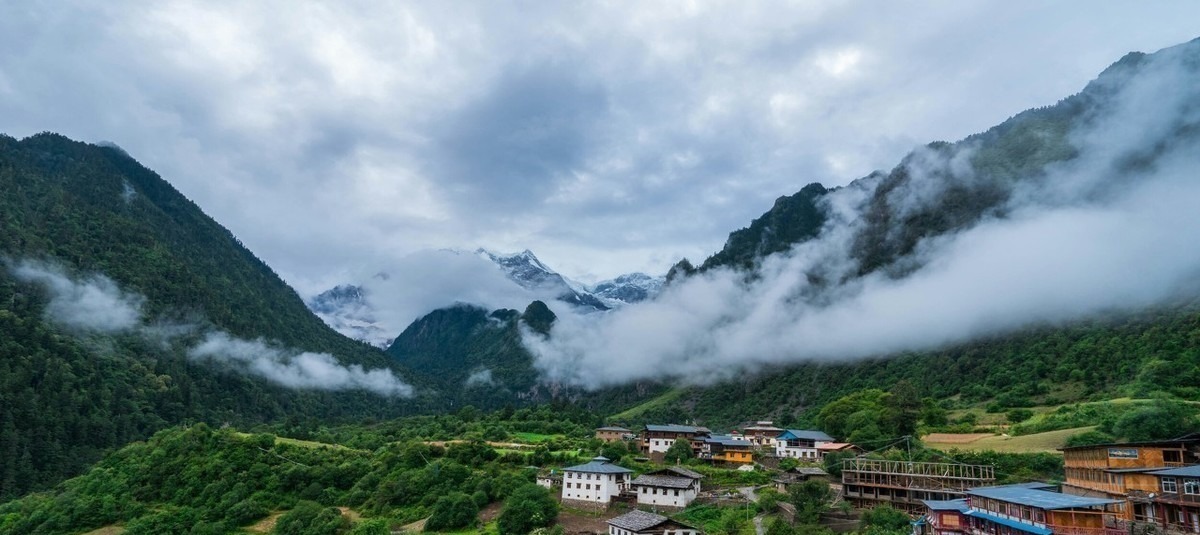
<box><xmin>631</xmin><ymin>467</ymin><xmax>703</xmax><ymax>510</ymax></box>
<box><xmin>607</xmin><ymin>510</ymin><xmax>701</xmax><ymax>535</ymax></box>
<box><xmin>775</xmin><ymin>429</ymin><xmax>835</xmax><ymax>459</ymax></box>
<box><xmin>561</xmin><ymin>456</ymin><xmax>633</xmax><ymax>508</ymax></box>
<box><xmin>642</xmin><ymin>424</ymin><xmax>708</xmax><ymax>455</ymax></box>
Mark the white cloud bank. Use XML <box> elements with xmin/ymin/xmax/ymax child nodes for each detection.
<box><xmin>525</xmin><ymin>39</ymin><xmax>1200</xmax><ymax>389</ymax></box>
<box><xmin>190</xmin><ymin>332</ymin><xmax>413</xmax><ymax>397</ymax></box>
<box><xmin>8</xmin><ymin>259</ymin><xmax>412</xmax><ymax>397</ymax></box>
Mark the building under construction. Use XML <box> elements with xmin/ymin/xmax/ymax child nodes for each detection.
<box><xmin>842</xmin><ymin>458</ymin><xmax>996</xmax><ymax>514</ymax></box>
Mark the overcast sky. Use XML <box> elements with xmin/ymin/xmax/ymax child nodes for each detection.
<box><xmin>2</xmin><ymin>1</ymin><xmax>1198</xmax><ymax>294</ymax></box>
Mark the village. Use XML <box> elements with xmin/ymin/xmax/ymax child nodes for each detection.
<box><xmin>533</xmin><ymin>422</ymin><xmax>1200</xmax><ymax>535</ymax></box>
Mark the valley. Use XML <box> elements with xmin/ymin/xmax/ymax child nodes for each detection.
<box><xmin>0</xmin><ymin>15</ymin><xmax>1199</xmax><ymax>535</ymax></box>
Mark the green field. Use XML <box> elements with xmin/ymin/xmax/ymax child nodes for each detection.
<box><xmin>924</xmin><ymin>426</ymin><xmax>1096</xmax><ymax>453</ymax></box>
<box><xmin>609</xmin><ymin>387</ymin><xmax>689</xmax><ymax>422</ymax></box>
<box><xmin>511</xmin><ymin>432</ymin><xmax>559</xmax><ymax>443</ymax></box>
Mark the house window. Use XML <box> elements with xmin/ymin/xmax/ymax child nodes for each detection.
<box><xmin>1185</xmin><ymin>480</ymin><xmax>1200</xmax><ymax>495</ymax></box>
<box><xmin>1164</xmin><ymin>477</ymin><xmax>1179</xmax><ymax>493</ymax></box>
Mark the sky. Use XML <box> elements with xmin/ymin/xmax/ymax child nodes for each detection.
<box><xmin>2</xmin><ymin>1</ymin><xmax>1199</xmax><ymax>295</ymax></box>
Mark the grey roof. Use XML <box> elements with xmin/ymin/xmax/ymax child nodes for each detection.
<box><xmin>1152</xmin><ymin>465</ymin><xmax>1200</xmax><ymax>477</ymax></box>
<box><xmin>705</xmin><ymin>435</ymin><xmax>753</xmax><ymax>447</ymax></box>
<box><xmin>792</xmin><ymin>467</ymin><xmax>830</xmax><ymax>476</ymax></box>
<box><xmin>967</xmin><ymin>486</ymin><xmax>1121</xmax><ymax>510</ymax></box>
<box><xmin>632</xmin><ymin>474</ymin><xmax>696</xmax><ymax>489</ymax></box>
<box><xmin>608</xmin><ymin>510</ymin><xmax>669</xmax><ymax>532</ymax></box>
<box><xmin>645</xmin><ymin>424</ymin><xmax>704</xmax><ymax>434</ymax></box>
<box><xmin>656</xmin><ymin>466</ymin><xmax>704</xmax><ymax>479</ymax></box>
<box><xmin>564</xmin><ymin>456</ymin><xmax>634</xmax><ymax>474</ymax></box>
<box><xmin>597</xmin><ymin>426</ymin><xmax>632</xmax><ymax>432</ymax></box>
<box><xmin>923</xmin><ymin>499</ymin><xmax>969</xmax><ymax>512</ymax></box>
<box><xmin>779</xmin><ymin>429</ymin><xmax>835</xmax><ymax>441</ymax></box>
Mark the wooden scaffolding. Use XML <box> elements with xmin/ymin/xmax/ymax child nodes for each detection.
<box><xmin>841</xmin><ymin>458</ymin><xmax>996</xmax><ymax>514</ymax></box>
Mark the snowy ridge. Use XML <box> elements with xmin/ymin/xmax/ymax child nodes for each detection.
<box><xmin>307</xmin><ymin>248</ymin><xmax>664</xmax><ymax>347</ymax></box>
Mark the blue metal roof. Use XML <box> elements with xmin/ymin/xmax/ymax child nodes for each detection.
<box><xmin>965</xmin><ymin>510</ymin><xmax>1053</xmax><ymax>535</ymax></box>
<box><xmin>706</xmin><ymin>435</ymin><xmax>753</xmax><ymax>447</ymax></box>
<box><xmin>645</xmin><ymin>424</ymin><xmax>704</xmax><ymax>434</ymax></box>
<box><xmin>563</xmin><ymin>456</ymin><xmax>634</xmax><ymax>474</ymax></box>
<box><xmin>923</xmin><ymin>499</ymin><xmax>969</xmax><ymax>512</ymax></box>
<box><xmin>778</xmin><ymin>429</ymin><xmax>834</xmax><ymax>441</ymax></box>
<box><xmin>1152</xmin><ymin>465</ymin><xmax>1200</xmax><ymax>477</ymax></box>
<box><xmin>967</xmin><ymin>486</ymin><xmax>1120</xmax><ymax>510</ymax></box>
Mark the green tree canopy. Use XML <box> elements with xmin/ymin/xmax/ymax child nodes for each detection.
<box><xmin>497</xmin><ymin>484</ymin><xmax>558</xmax><ymax>535</ymax></box>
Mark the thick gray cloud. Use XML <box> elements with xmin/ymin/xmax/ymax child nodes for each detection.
<box><xmin>524</xmin><ymin>41</ymin><xmax>1200</xmax><ymax>387</ymax></box>
<box><xmin>1</xmin><ymin>1</ymin><xmax>1199</xmax><ymax>293</ymax></box>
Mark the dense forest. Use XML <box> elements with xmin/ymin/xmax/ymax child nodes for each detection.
<box><xmin>612</xmin><ymin>304</ymin><xmax>1200</xmax><ymax>429</ymax></box>
<box><xmin>0</xmin><ymin>406</ymin><xmax>1068</xmax><ymax>535</ymax></box>
<box><xmin>0</xmin><ymin>134</ymin><xmax>442</xmax><ymax>499</ymax></box>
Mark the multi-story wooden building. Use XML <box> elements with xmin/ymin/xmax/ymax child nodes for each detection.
<box><xmin>918</xmin><ymin>499</ymin><xmax>970</xmax><ymax>535</ymax></box>
<box><xmin>1060</xmin><ymin>437</ymin><xmax>1200</xmax><ymax>520</ymax></box>
<box><xmin>700</xmin><ymin>435</ymin><xmax>754</xmax><ymax>465</ymax></box>
<box><xmin>1129</xmin><ymin>465</ymin><xmax>1200</xmax><ymax>533</ymax></box>
<box><xmin>743</xmin><ymin>421</ymin><xmax>784</xmax><ymax>449</ymax></box>
<box><xmin>963</xmin><ymin>484</ymin><xmax>1122</xmax><ymax>535</ymax></box>
<box><xmin>642</xmin><ymin>424</ymin><xmax>710</xmax><ymax>455</ymax></box>
<box><xmin>596</xmin><ymin>426</ymin><xmax>634</xmax><ymax>443</ymax></box>
<box><xmin>918</xmin><ymin>484</ymin><xmax>1125</xmax><ymax>535</ymax></box>
<box><xmin>842</xmin><ymin>458</ymin><xmax>995</xmax><ymax>514</ymax></box>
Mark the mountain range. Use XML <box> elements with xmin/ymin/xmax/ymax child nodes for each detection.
<box><xmin>2</xmin><ymin>36</ymin><xmax>1200</xmax><ymax>501</ymax></box>
<box><xmin>307</xmin><ymin>249</ymin><xmax>665</xmax><ymax>348</ymax></box>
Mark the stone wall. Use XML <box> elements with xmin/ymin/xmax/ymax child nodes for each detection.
<box><xmin>561</xmin><ymin>498</ymin><xmax>609</xmax><ymax>513</ymax></box>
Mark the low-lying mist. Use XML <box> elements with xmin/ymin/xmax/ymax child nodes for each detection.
<box><xmin>8</xmin><ymin>259</ymin><xmax>414</xmax><ymax>397</ymax></box>
<box><xmin>524</xmin><ymin>40</ymin><xmax>1200</xmax><ymax>389</ymax></box>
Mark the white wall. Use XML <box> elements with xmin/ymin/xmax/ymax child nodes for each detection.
<box><xmin>776</xmin><ymin>439</ymin><xmax>832</xmax><ymax>459</ymax></box>
<box><xmin>636</xmin><ymin>484</ymin><xmax>697</xmax><ymax>508</ymax></box>
<box><xmin>647</xmin><ymin>437</ymin><xmax>675</xmax><ymax>453</ymax></box>
<box><xmin>561</xmin><ymin>471</ymin><xmax>626</xmax><ymax>503</ymax></box>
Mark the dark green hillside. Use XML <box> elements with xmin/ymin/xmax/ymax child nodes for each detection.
<box><xmin>615</xmin><ymin>306</ymin><xmax>1200</xmax><ymax>430</ymax></box>
<box><xmin>622</xmin><ymin>38</ymin><xmax>1200</xmax><ymax>430</ymax></box>
<box><xmin>385</xmin><ymin>302</ymin><xmax>545</xmax><ymax>408</ymax></box>
<box><xmin>700</xmin><ymin>182</ymin><xmax>830</xmax><ymax>272</ymax></box>
<box><xmin>0</xmin><ymin>133</ymin><xmax>393</xmax><ymax>361</ymax></box>
<box><xmin>0</xmin><ymin>133</ymin><xmax>426</xmax><ymax>499</ymax></box>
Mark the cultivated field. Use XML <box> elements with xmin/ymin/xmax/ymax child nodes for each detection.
<box><xmin>923</xmin><ymin>426</ymin><xmax>1096</xmax><ymax>453</ymax></box>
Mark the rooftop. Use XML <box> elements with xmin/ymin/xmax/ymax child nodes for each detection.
<box><xmin>967</xmin><ymin>486</ymin><xmax>1120</xmax><ymax>510</ymax></box>
<box><xmin>596</xmin><ymin>426</ymin><xmax>632</xmax><ymax>432</ymax></box>
<box><xmin>779</xmin><ymin>429</ymin><xmax>835</xmax><ymax>441</ymax></box>
<box><xmin>608</xmin><ymin>510</ymin><xmax>669</xmax><ymax>532</ymax></box>
<box><xmin>924</xmin><ymin>499</ymin><xmax>970</xmax><ymax>512</ymax></box>
<box><xmin>1059</xmin><ymin>437</ymin><xmax>1200</xmax><ymax>451</ymax></box>
<box><xmin>645</xmin><ymin>424</ymin><xmax>706</xmax><ymax>434</ymax></box>
<box><xmin>965</xmin><ymin>510</ymin><xmax>1053</xmax><ymax>535</ymax></box>
<box><xmin>705</xmin><ymin>435</ymin><xmax>754</xmax><ymax>447</ymax></box>
<box><xmin>631</xmin><ymin>474</ymin><xmax>696</xmax><ymax>489</ymax></box>
<box><xmin>655</xmin><ymin>466</ymin><xmax>704</xmax><ymax>480</ymax></box>
<box><xmin>563</xmin><ymin>456</ymin><xmax>634</xmax><ymax>474</ymax></box>
<box><xmin>1152</xmin><ymin>465</ymin><xmax>1200</xmax><ymax>478</ymax></box>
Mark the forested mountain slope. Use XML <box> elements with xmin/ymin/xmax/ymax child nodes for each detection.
<box><xmin>611</xmin><ymin>39</ymin><xmax>1200</xmax><ymax>428</ymax></box>
<box><xmin>0</xmin><ymin>134</ymin><xmax>426</xmax><ymax>499</ymax></box>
